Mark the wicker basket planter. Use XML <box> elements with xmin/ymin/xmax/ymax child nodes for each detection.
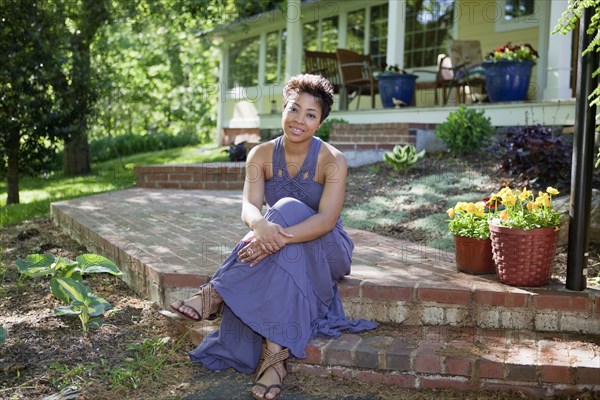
<box><xmin>453</xmin><ymin>236</ymin><xmax>495</xmax><ymax>274</ymax></box>
<box><xmin>489</xmin><ymin>224</ymin><xmax>559</xmax><ymax>287</ymax></box>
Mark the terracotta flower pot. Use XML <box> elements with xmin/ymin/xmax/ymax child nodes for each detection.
<box><xmin>453</xmin><ymin>236</ymin><xmax>495</xmax><ymax>274</ymax></box>
<box><xmin>489</xmin><ymin>224</ymin><xmax>559</xmax><ymax>287</ymax></box>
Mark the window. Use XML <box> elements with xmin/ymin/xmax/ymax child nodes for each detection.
<box><xmin>303</xmin><ymin>16</ymin><xmax>338</xmax><ymax>51</ymax></box>
<box><xmin>503</xmin><ymin>0</ymin><xmax>535</xmax><ymax>20</ymax></box>
<box><xmin>266</xmin><ymin>29</ymin><xmax>286</xmax><ymax>84</ymax></box>
<box><xmin>404</xmin><ymin>0</ymin><xmax>455</xmax><ymax>69</ymax></box>
<box><xmin>228</xmin><ymin>36</ymin><xmax>259</xmax><ymax>88</ymax></box>
<box><xmin>346</xmin><ymin>9</ymin><xmax>365</xmax><ymax>53</ymax></box>
<box><xmin>369</xmin><ymin>4</ymin><xmax>388</xmax><ymax>70</ymax></box>
<box><xmin>496</xmin><ymin>0</ymin><xmax>539</xmax><ymax>32</ymax></box>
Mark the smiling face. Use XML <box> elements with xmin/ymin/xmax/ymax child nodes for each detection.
<box><xmin>281</xmin><ymin>92</ymin><xmax>323</xmax><ymax>144</ymax></box>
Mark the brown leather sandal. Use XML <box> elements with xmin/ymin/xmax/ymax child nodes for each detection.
<box><xmin>252</xmin><ymin>347</ymin><xmax>289</xmax><ymax>400</ymax></box>
<box><xmin>169</xmin><ymin>283</ymin><xmax>223</xmax><ymax>321</ymax></box>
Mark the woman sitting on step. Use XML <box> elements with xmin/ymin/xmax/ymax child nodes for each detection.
<box><xmin>170</xmin><ymin>73</ymin><xmax>378</xmax><ymax>400</ymax></box>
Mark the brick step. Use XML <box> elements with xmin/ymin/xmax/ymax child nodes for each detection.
<box><xmin>167</xmin><ymin>316</ymin><xmax>600</xmax><ymax>398</ymax></box>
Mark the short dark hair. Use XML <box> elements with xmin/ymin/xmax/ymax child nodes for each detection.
<box><xmin>282</xmin><ymin>74</ymin><xmax>334</xmax><ymax>123</ymax></box>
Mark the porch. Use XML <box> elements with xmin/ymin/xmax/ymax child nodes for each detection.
<box><xmin>50</xmin><ymin>187</ymin><xmax>600</xmax><ymax>397</ymax></box>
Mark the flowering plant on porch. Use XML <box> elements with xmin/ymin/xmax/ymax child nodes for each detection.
<box><xmin>485</xmin><ymin>42</ymin><xmax>539</xmax><ymax>63</ymax></box>
<box><xmin>446</xmin><ymin>201</ymin><xmax>490</xmax><ymax>239</ymax></box>
<box><xmin>487</xmin><ymin>186</ymin><xmax>561</xmax><ymax>230</ymax></box>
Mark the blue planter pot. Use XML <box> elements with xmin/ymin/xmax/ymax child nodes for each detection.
<box><xmin>481</xmin><ymin>60</ymin><xmax>535</xmax><ymax>102</ymax></box>
<box><xmin>377</xmin><ymin>73</ymin><xmax>418</xmax><ymax>108</ymax></box>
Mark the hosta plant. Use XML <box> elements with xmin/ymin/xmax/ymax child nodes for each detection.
<box><xmin>383</xmin><ymin>144</ymin><xmax>425</xmax><ymax>173</ymax></box>
<box><xmin>16</xmin><ymin>253</ymin><xmax>122</xmax><ymax>304</ymax></box>
<box><xmin>54</xmin><ymin>277</ymin><xmax>114</xmax><ymax>334</ymax></box>
<box><xmin>447</xmin><ymin>201</ymin><xmax>490</xmax><ymax>239</ymax></box>
<box><xmin>16</xmin><ymin>253</ymin><xmax>122</xmax><ymax>334</ymax></box>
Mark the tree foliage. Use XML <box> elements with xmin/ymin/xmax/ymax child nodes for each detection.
<box><xmin>0</xmin><ymin>0</ymin><xmax>70</xmax><ymax>203</ymax></box>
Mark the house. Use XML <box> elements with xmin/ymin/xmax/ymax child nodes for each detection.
<box><xmin>207</xmin><ymin>0</ymin><xmax>576</xmax><ymax>163</ymax></box>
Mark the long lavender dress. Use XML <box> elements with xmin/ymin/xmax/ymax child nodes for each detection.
<box><xmin>189</xmin><ymin>136</ymin><xmax>377</xmax><ymax>373</ymax></box>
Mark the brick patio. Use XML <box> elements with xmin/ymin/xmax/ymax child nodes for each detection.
<box><xmin>51</xmin><ymin>188</ymin><xmax>600</xmax><ymax>397</ymax></box>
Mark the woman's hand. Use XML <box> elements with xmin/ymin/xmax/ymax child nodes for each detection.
<box><xmin>238</xmin><ymin>220</ymin><xmax>293</xmax><ymax>266</ymax></box>
<box><xmin>250</xmin><ymin>219</ymin><xmax>293</xmax><ymax>254</ymax></box>
<box><xmin>237</xmin><ymin>240</ymin><xmax>269</xmax><ymax>266</ymax></box>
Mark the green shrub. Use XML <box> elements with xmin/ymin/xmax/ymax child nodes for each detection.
<box><xmin>435</xmin><ymin>105</ymin><xmax>494</xmax><ymax>155</ymax></box>
<box><xmin>383</xmin><ymin>144</ymin><xmax>425</xmax><ymax>173</ymax></box>
<box><xmin>89</xmin><ymin>130</ymin><xmax>202</xmax><ymax>163</ymax></box>
<box><xmin>316</xmin><ymin>118</ymin><xmax>348</xmax><ymax>142</ymax></box>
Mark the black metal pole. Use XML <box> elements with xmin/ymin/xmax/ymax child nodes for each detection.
<box><xmin>566</xmin><ymin>7</ymin><xmax>598</xmax><ymax>291</ymax></box>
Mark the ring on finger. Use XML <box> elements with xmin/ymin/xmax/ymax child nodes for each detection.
<box><xmin>248</xmin><ymin>248</ymin><xmax>254</xmax><ymax>256</ymax></box>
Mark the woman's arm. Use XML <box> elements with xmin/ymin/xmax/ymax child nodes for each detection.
<box><xmin>282</xmin><ymin>146</ymin><xmax>347</xmax><ymax>244</ymax></box>
<box><xmin>241</xmin><ymin>144</ymin><xmax>293</xmax><ymax>252</ymax></box>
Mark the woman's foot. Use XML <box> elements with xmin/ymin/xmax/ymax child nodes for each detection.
<box><xmin>170</xmin><ymin>283</ymin><xmax>223</xmax><ymax>321</ymax></box>
<box><xmin>252</xmin><ymin>342</ymin><xmax>288</xmax><ymax>400</ymax></box>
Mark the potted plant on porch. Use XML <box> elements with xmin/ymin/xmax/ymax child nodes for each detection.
<box><xmin>481</xmin><ymin>42</ymin><xmax>538</xmax><ymax>102</ymax></box>
<box><xmin>375</xmin><ymin>64</ymin><xmax>418</xmax><ymax>108</ymax></box>
<box><xmin>447</xmin><ymin>201</ymin><xmax>495</xmax><ymax>274</ymax></box>
<box><xmin>487</xmin><ymin>186</ymin><xmax>561</xmax><ymax>287</ymax></box>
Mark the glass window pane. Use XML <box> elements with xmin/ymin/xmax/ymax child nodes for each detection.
<box><xmin>370</xmin><ymin>4</ymin><xmax>388</xmax><ymax>70</ymax></box>
<box><xmin>228</xmin><ymin>36</ymin><xmax>259</xmax><ymax>88</ymax></box>
<box><xmin>347</xmin><ymin>9</ymin><xmax>366</xmax><ymax>53</ymax></box>
<box><xmin>320</xmin><ymin>16</ymin><xmax>339</xmax><ymax>52</ymax></box>
<box><xmin>504</xmin><ymin>0</ymin><xmax>535</xmax><ymax>20</ymax></box>
<box><xmin>265</xmin><ymin>29</ymin><xmax>286</xmax><ymax>84</ymax></box>
<box><xmin>404</xmin><ymin>0</ymin><xmax>455</xmax><ymax>69</ymax></box>
<box><xmin>303</xmin><ymin>21</ymin><xmax>318</xmax><ymax>51</ymax></box>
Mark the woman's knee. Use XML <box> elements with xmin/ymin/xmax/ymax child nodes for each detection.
<box><xmin>267</xmin><ymin>197</ymin><xmax>315</xmax><ymax>227</ymax></box>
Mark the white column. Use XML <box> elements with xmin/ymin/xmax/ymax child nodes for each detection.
<box><xmin>216</xmin><ymin>41</ymin><xmax>228</xmax><ymax>146</ymax></box>
<box><xmin>386</xmin><ymin>0</ymin><xmax>406</xmax><ymax>68</ymax></box>
<box><xmin>543</xmin><ymin>0</ymin><xmax>573</xmax><ymax>100</ymax></box>
<box><xmin>338</xmin><ymin>10</ymin><xmax>347</xmax><ymax>49</ymax></box>
<box><xmin>258</xmin><ymin>32</ymin><xmax>267</xmax><ymax>114</ymax></box>
<box><xmin>285</xmin><ymin>0</ymin><xmax>303</xmax><ymax>79</ymax></box>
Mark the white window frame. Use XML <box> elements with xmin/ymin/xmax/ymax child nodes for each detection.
<box><xmin>495</xmin><ymin>0</ymin><xmax>540</xmax><ymax>32</ymax></box>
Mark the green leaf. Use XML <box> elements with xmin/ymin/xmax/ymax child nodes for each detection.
<box><xmin>88</xmin><ymin>316</ymin><xmax>104</xmax><ymax>330</ymax></box>
<box><xmin>87</xmin><ymin>298</ymin><xmax>107</xmax><ymax>317</ymax></box>
<box><xmin>15</xmin><ymin>254</ymin><xmax>56</xmax><ymax>278</ymax></box>
<box><xmin>76</xmin><ymin>254</ymin><xmax>122</xmax><ymax>276</ymax></box>
<box><xmin>54</xmin><ymin>305</ymin><xmax>82</xmax><ymax>316</ymax></box>
<box><xmin>50</xmin><ymin>277</ymin><xmax>71</xmax><ymax>304</ymax></box>
<box><xmin>55</xmin><ymin>277</ymin><xmax>91</xmax><ymax>303</ymax></box>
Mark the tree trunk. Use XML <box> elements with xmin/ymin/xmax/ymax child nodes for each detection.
<box><xmin>63</xmin><ymin>134</ymin><xmax>92</xmax><ymax>176</ymax></box>
<box><xmin>61</xmin><ymin>0</ymin><xmax>108</xmax><ymax>177</ymax></box>
<box><xmin>6</xmin><ymin>134</ymin><xmax>20</xmax><ymax>205</ymax></box>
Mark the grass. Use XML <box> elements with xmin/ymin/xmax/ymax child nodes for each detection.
<box><xmin>0</xmin><ymin>143</ymin><xmax>229</xmax><ymax>227</ymax></box>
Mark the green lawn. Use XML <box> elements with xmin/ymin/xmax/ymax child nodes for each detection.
<box><xmin>0</xmin><ymin>144</ymin><xmax>229</xmax><ymax>227</ymax></box>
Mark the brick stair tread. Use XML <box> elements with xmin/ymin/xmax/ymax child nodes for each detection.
<box><xmin>166</xmin><ymin>314</ymin><xmax>600</xmax><ymax>395</ymax></box>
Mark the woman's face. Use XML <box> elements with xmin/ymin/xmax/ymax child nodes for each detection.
<box><xmin>281</xmin><ymin>92</ymin><xmax>323</xmax><ymax>144</ymax></box>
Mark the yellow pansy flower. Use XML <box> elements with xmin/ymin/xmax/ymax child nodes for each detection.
<box><xmin>500</xmin><ymin>210</ymin><xmax>510</xmax><ymax>220</ymax></box>
<box><xmin>466</xmin><ymin>203</ymin><xmax>477</xmax><ymax>214</ymax></box>
<box><xmin>547</xmin><ymin>187</ymin><xmax>559</xmax><ymax>196</ymax></box>
<box><xmin>447</xmin><ymin>208</ymin><xmax>455</xmax><ymax>218</ymax></box>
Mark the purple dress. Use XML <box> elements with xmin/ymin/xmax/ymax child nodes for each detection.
<box><xmin>189</xmin><ymin>136</ymin><xmax>377</xmax><ymax>373</ymax></box>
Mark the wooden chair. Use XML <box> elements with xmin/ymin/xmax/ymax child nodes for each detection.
<box><xmin>304</xmin><ymin>50</ymin><xmax>342</xmax><ymax>94</ymax></box>
<box><xmin>335</xmin><ymin>48</ymin><xmax>379</xmax><ymax>110</ymax></box>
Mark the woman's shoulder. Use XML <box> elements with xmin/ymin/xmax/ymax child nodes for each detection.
<box><xmin>247</xmin><ymin>140</ymin><xmax>275</xmax><ymax>161</ymax></box>
<box><xmin>318</xmin><ymin>140</ymin><xmax>347</xmax><ymax>166</ymax></box>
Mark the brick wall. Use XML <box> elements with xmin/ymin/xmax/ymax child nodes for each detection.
<box><xmin>330</xmin><ymin>123</ymin><xmax>435</xmax><ymax>151</ymax></box>
<box><xmin>134</xmin><ymin>163</ymin><xmax>245</xmax><ymax>190</ymax></box>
